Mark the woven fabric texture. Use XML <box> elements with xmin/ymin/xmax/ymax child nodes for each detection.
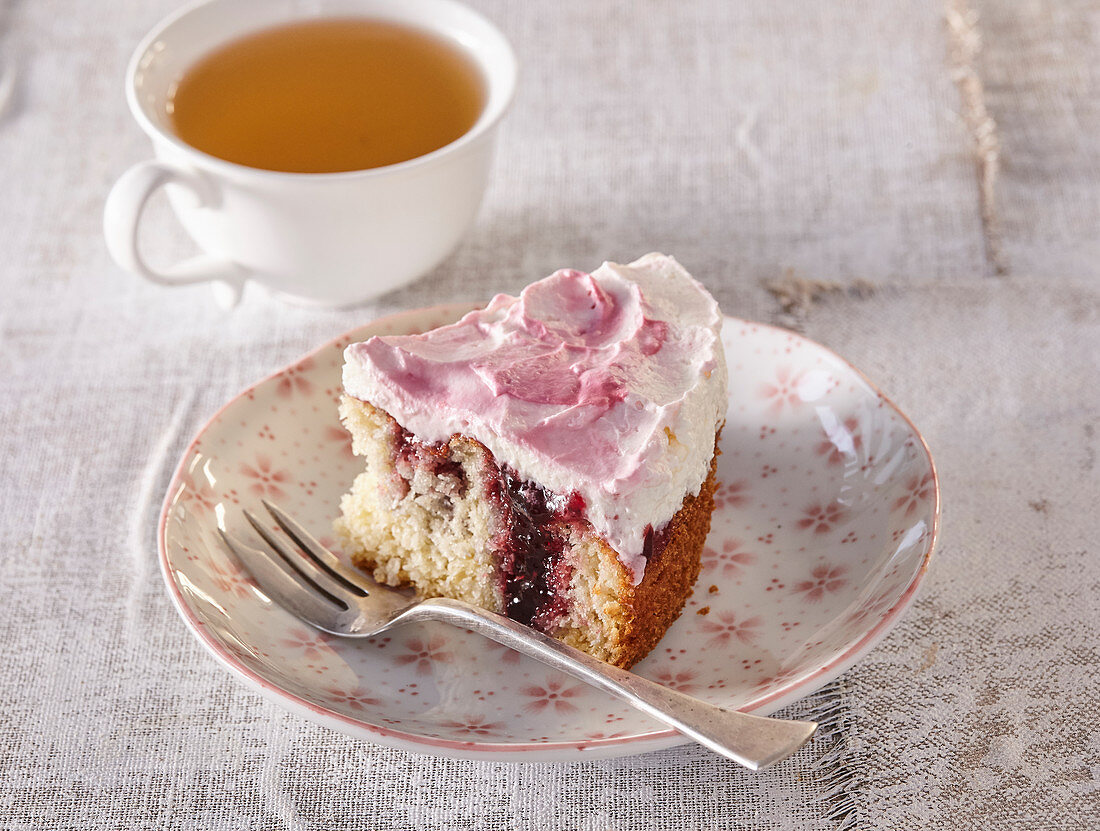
<box><xmin>1</xmin><ymin>0</ymin><xmax>1098</xmax><ymax>828</ymax></box>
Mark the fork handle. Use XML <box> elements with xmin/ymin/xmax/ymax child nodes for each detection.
<box><xmin>404</xmin><ymin>597</ymin><xmax>817</xmax><ymax>769</ymax></box>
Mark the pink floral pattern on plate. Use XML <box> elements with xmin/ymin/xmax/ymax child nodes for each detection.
<box><xmin>159</xmin><ymin>307</ymin><xmax>939</xmax><ymax>762</ymax></box>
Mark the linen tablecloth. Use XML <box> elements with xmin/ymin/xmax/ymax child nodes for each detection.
<box><xmin>1</xmin><ymin>0</ymin><xmax>1097</xmax><ymax>828</ymax></box>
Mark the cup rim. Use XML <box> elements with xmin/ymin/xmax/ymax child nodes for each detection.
<box><xmin>125</xmin><ymin>0</ymin><xmax>518</xmax><ymax>181</ymax></box>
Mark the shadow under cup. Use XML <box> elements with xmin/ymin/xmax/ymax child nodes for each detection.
<box><xmin>110</xmin><ymin>0</ymin><xmax>517</xmax><ymax>306</ymax></box>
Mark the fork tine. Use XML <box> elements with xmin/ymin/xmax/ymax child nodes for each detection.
<box><xmin>242</xmin><ymin>509</ymin><xmax>354</xmax><ymax>606</ymax></box>
<box><xmin>261</xmin><ymin>500</ymin><xmax>370</xmax><ymax>596</ymax></box>
<box><xmin>217</xmin><ymin>529</ymin><xmax>348</xmax><ymax>632</ymax></box>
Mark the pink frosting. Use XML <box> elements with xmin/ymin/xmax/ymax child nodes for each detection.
<box><xmin>348</xmin><ymin>269</ymin><xmax>674</xmax><ymax>477</ymax></box>
<box><xmin>343</xmin><ymin>254</ymin><xmax>726</xmax><ymax>578</ymax></box>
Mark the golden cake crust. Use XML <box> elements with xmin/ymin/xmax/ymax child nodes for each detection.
<box><xmin>602</xmin><ymin>448</ymin><xmax>718</xmax><ymax>667</ymax></box>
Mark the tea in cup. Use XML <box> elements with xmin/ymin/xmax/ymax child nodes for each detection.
<box><xmin>104</xmin><ymin>0</ymin><xmax>517</xmax><ymax>307</ymax></box>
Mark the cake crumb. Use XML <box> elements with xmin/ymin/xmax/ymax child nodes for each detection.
<box><xmin>764</xmin><ymin>269</ymin><xmax>877</xmax><ymax>330</ymax></box>
<box><xmin>708</xmin><ymin>584</ymin><xmax>719</xmax><ymax>594</ymax></box>
<box><xmin>696</xmin><ymin>606</ymin><xmax>710</xmax><ymax>616</ymax></box>
<box><xmin>918</xmin><ymin>642</ymin><xmax>940</xmax><ymax>672</ymax></box>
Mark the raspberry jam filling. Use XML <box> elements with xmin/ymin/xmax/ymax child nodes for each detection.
<box><xmin>388</xmin><ymin>422</ymin><xmax>583</xmax><ymax>629</ymax></box>
<box><xmin>390</xmin><ymin>427</ymin><xmax>468</xmax><ymax>503</ymax></box>
<box><xmin>488</xmin><ymin>467</ymin><xmax>585</xmax><ymax>630</ymax></box>
<box><xmin>388</xmin><ymin>419</ymin><xmax>675</xmax><ymax>631</ymax></box>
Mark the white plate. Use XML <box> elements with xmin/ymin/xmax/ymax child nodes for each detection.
<box><xmin>159</xmin><ymin>306</ymin><xmax>939</xmax><ymax>761</ymax></box>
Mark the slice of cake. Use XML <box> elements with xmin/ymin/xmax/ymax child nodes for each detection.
<box><xmin>335</xmin><ymin>253</ymin><xmax>727</xmax><ymax>668</ymax></box>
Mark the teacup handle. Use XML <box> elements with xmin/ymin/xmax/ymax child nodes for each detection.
<box><xmin>104</xmin><ymin>159</ymin><xmax>247</xmax><ymax>308</ymax></box>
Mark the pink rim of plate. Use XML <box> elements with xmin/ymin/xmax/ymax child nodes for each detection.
<box><xmin>157</xmin><ymin>304</ymin><xmax>941</xmax><ymax>760</ymax></box>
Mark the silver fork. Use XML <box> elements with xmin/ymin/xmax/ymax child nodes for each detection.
<box><xmin>219</xmin><ymin>500</ymin><xmax>817</xmax><ymax>769</ymax></box>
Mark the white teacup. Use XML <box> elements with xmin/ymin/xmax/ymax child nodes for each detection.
<box><xmin>104</xmin><ymin>0</ymin><xmax>517</xmax><ymax>307</ymax></box>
